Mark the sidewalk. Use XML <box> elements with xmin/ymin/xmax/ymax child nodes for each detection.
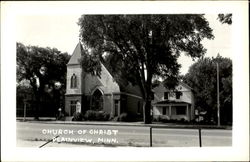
<box><xmin>16</xmin><ymin>117</ymin><xmax>232</xmax><ymax>129</ymax></box>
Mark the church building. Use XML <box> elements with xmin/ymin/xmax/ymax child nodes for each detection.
<box><xmin>64</xmin><ymin>43</ymin><xmax>144</xmax><ymax>118</ymax></box>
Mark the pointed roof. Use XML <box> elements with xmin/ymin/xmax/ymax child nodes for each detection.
<box><xmin>66</xmin><ymin>43</ymin><xmax>142</xmax><ymax>96</ymax></box>
<box><xmin>67</xmin><ymin>42</ymin><xmax>82</xmax><ymax>65</ymax></box>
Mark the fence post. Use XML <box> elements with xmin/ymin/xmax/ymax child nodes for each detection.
<box><xmin>199</xmin><ymin>128</ymin><xmax>202</xmax><ymax>147</ymax></box>
<box><xmin>150</xmin><ymin>127</ymin><xmax>152</xmax><ymax>147</ymax></box>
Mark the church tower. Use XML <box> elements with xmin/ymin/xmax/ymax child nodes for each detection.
<box><xmin>64</xmin><ymin>42</ymin><xmax>84</xmax><ymax>116</ymax></box>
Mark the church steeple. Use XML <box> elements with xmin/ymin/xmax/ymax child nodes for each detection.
<box><xmin>67</xmin><ymin>42</ymin><xmax>83</xmax><ymax>65</ymax></box>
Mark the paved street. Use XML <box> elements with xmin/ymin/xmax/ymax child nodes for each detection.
<box><xmin>16</xmin><ymin>121</ymin><xmax>232</xmax><ymax>147</ymax></box>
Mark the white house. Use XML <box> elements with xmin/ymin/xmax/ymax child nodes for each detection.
<box><xmin>152</xmin><ymin>82</ymin><xmax>195</xmax><ymax>121</ymax></box>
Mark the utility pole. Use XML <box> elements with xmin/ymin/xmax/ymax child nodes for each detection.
<box><xmin>217</xmin><ymin>62</ymin><xmax>220</xmax><ymax>126</ymax></box>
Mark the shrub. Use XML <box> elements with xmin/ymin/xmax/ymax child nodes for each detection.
<box><xmin>84</xmin><ymin>110</ymin><xmax>110</xmax><ymax>121</ymax></box>
<box><xmin>64</xmin><ymin>111</ymin><xmax>69</xmax><ymax>116</ymax></box>
<box><xmin>84</xmin><ymin>110</ymin><xmax>97</xmax><ymax>121</ymax></box>
<box><xmin>190</xmin><ymin>119</ymin><xmax>198</xmax><ymax>125</ymax></box>
<box><xmin>112</xmin><ymin>116</ymin><xmax>119</xmax><ymax>122</ymax></box>
<box><xmin>108</xmin><ymin>116</ymin><xmax>114</xmax><ymax>121</ymax></box>
<box><xmin>158</xmin><ymin>116</ymin><xmax>170</xmax><ymax>123</ymax></box>
<box><xmin>179</xmin><ymin>118</ymin><xmax>188</xmax><ymax>123</ymax></box>
<box><xmin>57</xmin><ymin>112</ymin><xmax>65</xmax><ymax>121</ymax></box>
<box><xmin>116</xmin><ymin>113</ymin><xmax>141</xmax><ymax>122</ymax></box>
<box><xmin>95</xmin><ymin>111</ymin><xmax>103</xmax><ymax>120</ymax></box>
<box><xmin>97</xmin><ymin>111</ymin><xmax>110</xmax><ymax>121</ymax></box>
<box><xmin>152</xmin><ymin>116</ymin><xmax>159</xmax><ymax>122</ymax></box>
<box><xmin>72</xmin><ymin>112</ymin><xmax>83</xmax><ymax>121</ymax></box>
<box><xmin>169</xmin><ymin>119</ymin><xmax>178</xmax><ymax>123</ymax></box>
<box><xmin>102</xmin><ymin>111</ymin><xmax>110</xmax><ymax>121</ymax></box>
<box><xmin>119</xmin><ymin>113</ymin><xmax>128</xmax><ymax>122</ymax></box>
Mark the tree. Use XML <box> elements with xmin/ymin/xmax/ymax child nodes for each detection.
<box><xmin>183</xmin><ymin>55</ymin><xmax>232</xmax><ymax>125</ymax></box>
<box><xmin>218</xmin><ymin>14</ymin><xmax>232</xmax><ymax>25</ymax></box>
<box><xmin>78</xmin><ymin>15</ymin><xmax>214</xmax><ymax>123</ymax></box>
<box><xmin>16</xmin><ymin>42</ymin><xmax>70</xmax><ymax>117</ymax></box>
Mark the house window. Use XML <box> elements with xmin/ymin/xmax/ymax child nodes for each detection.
<box><xmin>176</xmin><ymin>106</ymin><xmax>186</xmax><ymax>115</ymax></box>
<box><xmin>164</xmin><ymin>92</ymin><xmax>169</xmax><ymax>100</ymax></box>
<box><xmin>162</xmin><ymin>107</ymin><xmax>167</xmax><ymax>115</ymax></box>
<box><xmin>175</xmin><ymin>91</ymin><xmax>182</xmax><ymax>99</ymax></box>
<box><xmin>70</xmin><ymin>74</ymin><xmax>77</xmax><ymax>88</ymax></box>
<box><xmin>70</xmin><ymin>100</ymin><xmax>77</xmax><ymax>115</ymax></box>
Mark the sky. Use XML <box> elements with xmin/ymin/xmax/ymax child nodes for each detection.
<box><xmin>16</xmin><ymin>14</ymin><xmax>232</xmax><ymax>75</ymax></box>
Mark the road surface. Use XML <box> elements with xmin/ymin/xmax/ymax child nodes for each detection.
<box><xmin>16</xmin><ymin>121</ymin><xmax>232</xmax><ymax>147</ymax></box>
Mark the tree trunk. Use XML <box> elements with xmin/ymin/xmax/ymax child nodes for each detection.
<box><xmin>143</xmin><ymin>65</ymin><xmax>153</xmax><ymax>124</ymax></box>
<box><xmin>143</xmin><ymin>98</ymin><xmax>152</xmax><ymax>124</ymax></box>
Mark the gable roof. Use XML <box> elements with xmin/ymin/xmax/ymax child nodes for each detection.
<box><xmin>152</xmin><ymin>81</ymin><xmax>193</xmax><ymax>93</ymax></box>
<box><xmin>179</xmin><ymin>82</ymin><xmax>193</xmax><ymax>90</ymax></box>
<box><xmin>67</xmin><ymin>42</ymin><xmax>82</xmax><ymax>65</ymax></box>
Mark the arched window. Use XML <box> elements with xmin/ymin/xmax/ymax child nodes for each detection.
<box><xmin>91</xmin><ymin>89</ymin><xmax>103</xmax><ymax>110</ymax></box>
<box><xmin>70</xmin><ymin>74</ymin><xmax>77</xmax><ymax>88</ymax></box>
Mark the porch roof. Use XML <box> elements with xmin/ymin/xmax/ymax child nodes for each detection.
<box><xmin>153</xmin><ymin>100</ymin><xmax>191</xmax><ymax>105</ymax></box>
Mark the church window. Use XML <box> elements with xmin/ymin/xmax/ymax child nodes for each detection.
<box><xmin>91</xmin><ymin>89</ymin><xmax>103</xmax><ymax>110</ymax></box>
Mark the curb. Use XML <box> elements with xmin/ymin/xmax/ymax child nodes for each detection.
<box><xmin>17</xmin><ymin>119</ymin><xmax>232</xmax><ymax>130</ymax></box>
